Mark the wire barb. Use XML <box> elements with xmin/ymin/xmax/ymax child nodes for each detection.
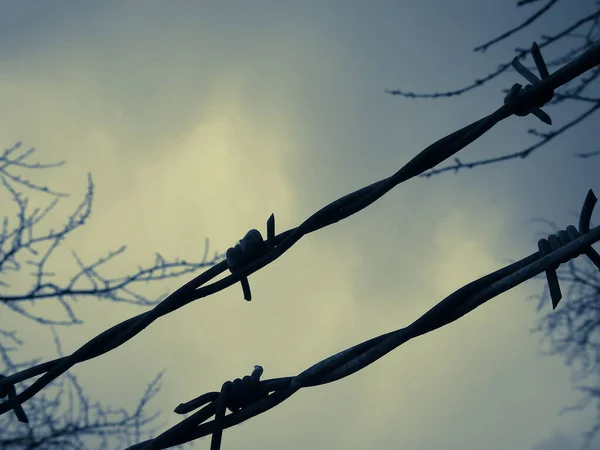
<box><xmin>126</xmin><ymin>189</ymin><xmax>600</xmax><ymax>449</ymax></box>
<box><xmin>0</xmin><ymin>375</ymin><xmax>28</xmax><ymax>423</ymax></box>
<box><xmin>211</xmin><ymin>365</ymin><xmax>265</xmax><ymax>450</ymax></box>
<box><xmin>226</xmin><ymin>216</ymin><xmax>275</xmax><ymax>301</ymax></box>
<box><xmin>2</xmin><ymin>38</ymin><xmax>600</xmax><ymax>448</ymax></box>
<box><xmin>504</xmin><ymin>41</ymin><xmax>555</xmax><ymax>124</ymax></box>
<box><xmin>142</xmin><ymin>366</ymin><xmax>266</xmax><ymax>450</ymax></box>
<box><xmin>537</xmin><ymin>189</ymin><xmax>600</xmax><ymax>309</ymax></box>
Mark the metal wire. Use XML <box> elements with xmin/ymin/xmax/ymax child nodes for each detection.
<box><xmin>2</xmin><ymin>40</ymin><xmax>600</xmax><ymax>449</ymax></box>
<box><xmin>127</xmin><ymin>191</ymin><xmax>600</xmax><ymax>450</ymax></box>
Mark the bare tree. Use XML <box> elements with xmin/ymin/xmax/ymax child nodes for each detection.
<box><xmin>386</xmin><ymin>0</ymin><xmax>600</xmax><ymax>177</ymax></box>
<box><xmin>386</xmin><ymin>1</ymin><xmax>600</xmax><ymax>447</ymax></box>
<box><xmin>0</xmin><ymin>142</ymin><xmax>223</xmax><ymax>449</ymax></box>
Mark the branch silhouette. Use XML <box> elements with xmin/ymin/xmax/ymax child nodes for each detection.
<box><xmin>0</xmin><ymin>142</ymin><xmax>224</xmax><ymax>326</ymax></box>
<box><xmin>384</xmin><ymin>2</ymin><xmax>600</xmax><ymax>446</ymax></box>
<box><xmin>1</xmin><ymin>38</ymin><xmax>599</xmax><ymax>449</ymax></box>
<box><xmin>0</xmin><ymin>143</ymin><xmax>222</xmax><ymax>448</ymax></box>
<box><xmin>0</xmin><ymin>329</ymin><xmax>166</xmax><ymax>449</ymax></box>
<box><xmin>386</xmin><ymin>1</ymin><xmax>600</xmax><ymax>176</ymax></box>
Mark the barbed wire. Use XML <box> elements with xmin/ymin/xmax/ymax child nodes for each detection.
<box><xmin>128</xmin><ymin>190</ymin><xmax>600</xmax><ymax>450</ymax></box>
<box><xmin>1</xmin><ymin>39</ymin><xmax>600</xmax><ymax>448</ymax></box>
<box><xmin>387</xmin><ymin>5</ymin><xmax>600</xmax><ymax>177</ymax></box>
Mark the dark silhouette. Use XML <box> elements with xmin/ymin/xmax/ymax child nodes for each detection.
<box><xmin>2</xmin><ymin>9</ymin><xmax>600</xmax><ymax>446</ymax></box>
<box><xmin>386</xmin><ymin>0</ymin><xmax>600</xmax><ymax>177</ymax></box>
<box><xmin>0</xmin><ymin>142</ymin><xmax>222</xmax><ymax>449</ymax></box>
<box><xmin>528</xmin><ymin>214</ymin><xmax>600</xmax><ymax>448</ymax></box>
<box><xmin>386</xmin><ymin>1</ymin><xmax>600</xmax><ymax>447</ymax></box>
<box><xmin>2</xmin><ymin>35</ymin><xmax>600</xmax><ymax>448</ymax></box>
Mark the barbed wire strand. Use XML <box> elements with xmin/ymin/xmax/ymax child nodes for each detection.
<box><xmin>127</xmin><ymin>190</ymin><xmax>600</xmax><ymax>450</ymax></box>
<box><xmin>1</xmin><ymin>40</ymin><xmax>600</xmax><ymax>448</ymax></box>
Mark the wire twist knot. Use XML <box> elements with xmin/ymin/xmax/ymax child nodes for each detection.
<box><xmin>538</xmin><ymin>190</ymin><xmax>600</xmax><ymax>310</ymax></box>
<box><xmin>226</xmin><ymin>214</ymin><xmax>276</xmax><ymax>301</ymax></box>
<box><xmin>218</xmin><ymin>365</ymin><xmax>267</xmax><ymax>414</ymax></box>
<box><xmin>503</xmin><ymin>41</ymin><xmax>554</xmax><ymax>125</ymax></box>
<box><xmin>210</xmin><ymin>365</ymin><xmax>267</xmax><ymax>449</ymax></box>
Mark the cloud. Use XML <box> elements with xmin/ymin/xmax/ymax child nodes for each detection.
<box><xmin>532</xmin><ymin>431</ymin><xmax>581</xmax><ymax>450</ymax></box>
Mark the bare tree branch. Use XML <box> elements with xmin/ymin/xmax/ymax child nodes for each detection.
<box><xmin>0</xmin><ymin>143</ymin><xmax>221</xmax><ymax>448</ymax></box>
<box><xmin>420</xmin><ymin>92</ymin><xmax>600</xmax><ymax>177</ymax></box>
<box><xmin>384</xmin><ymin>1</ymin><xmax>600</xmax><ymax>446</ymax></box>
<box><xmin>0</xmin><ymin>143</ymin><xmax>67</xmax><ymax>197</ymax></box>
<box><xmin>385</xmin><ymin>3</ymin><xmax>600</xmax><ymax>176</ymax></box>
<box><xmin>474</xmin><ymin>0</ymin><xmax>559</xmax><ymax>53</ymax></box>
<box><xmin>0</xmin><ymin>144</ymin><xmax>225</xmax><ymax>327</ymax></box>
<box><xmin>0</xmin><ymin>328</ymin><xmax>168</xmax><ymax>450</ymax></box>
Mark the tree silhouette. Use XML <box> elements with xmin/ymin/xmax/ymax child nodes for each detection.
<box><xmin>0</xmin><ymin>142</ymin><xmax>223</xmax><ymax>449</ymax></box>
<box><xmin>386</xmin><ymin>0</ymin><xmax>600</xmax><ymax>177</ymax></box>
<box><xmin>386</xmin><ymin>1</ymin><xmax>600</xmax><ymax>447</ymax></box>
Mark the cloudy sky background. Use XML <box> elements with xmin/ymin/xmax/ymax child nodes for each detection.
<box><xmin>1</xmin><ymin>1</ymin><xmax>599</xmax><ymax>449</ymax></box>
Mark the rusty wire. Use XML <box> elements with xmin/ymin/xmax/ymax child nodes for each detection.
<box><xmin>1</xmin><ymin>40</ymin><xmax>600</xmax><ymax>448</ymax></box>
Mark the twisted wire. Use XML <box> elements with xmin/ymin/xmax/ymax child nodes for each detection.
<box><xmin>537</xmin><ymin>192</ymin><xmax>600</xmax><ymax>309</ymax></box>
<box><xmin>1</xmin><ymin>40</ymin><xmax>600</xmax><ymax>442</ymax></box>
<box><xmin>125</xmin><ymin>191</ymin><xmax>600</xmax><ymax>450</ymax></box>
<box><xmin>0</xmin><ymin>375</ymin><xmax>27</xmax><ymax>423</ymax></box>
<box><xmin>225</xmin><ymin>214</ymin><xmax>275</xmax><ymax>300</ymax></box>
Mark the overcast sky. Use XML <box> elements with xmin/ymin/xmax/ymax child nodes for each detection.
<box><xmin>1</xmin><ymin>1</ymin><xmax>599</xmax><ymax>449</ymax></box>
